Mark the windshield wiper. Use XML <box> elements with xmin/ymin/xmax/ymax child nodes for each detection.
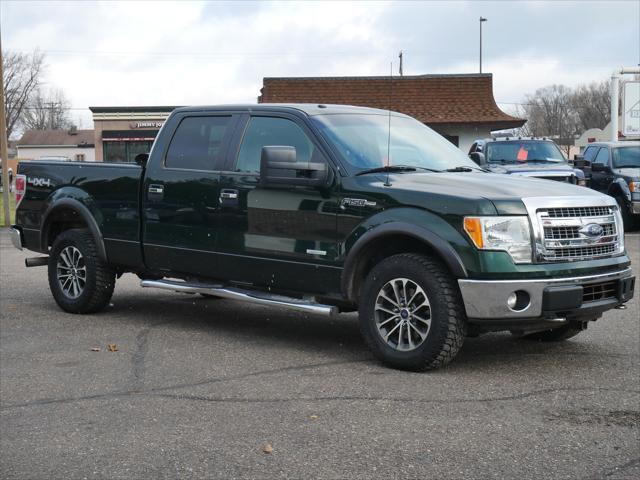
<box><xmin>445</xmin><ymin>166</ymin><xmax>487</xmax><ymax>172</ymax></box>
<box><xmin>355</xmin><ymin>165</ymin><xmax>440</xmax><ymax>176</ymax></box>
<box><xmin>614</xmin><ymin>165</ymin><xmax>640</xmax><ymax>169</ymax></box>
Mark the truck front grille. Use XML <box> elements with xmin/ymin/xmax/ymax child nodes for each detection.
<box><xmin>535</xmin><ymin>203</ymin><xmax>622</xmax><ymax>262</ymax></box>
<box><xmin>544</xmin><ymin>223</ymin><xmax>616</xmax><ymax>240</ymax></box>
<box><xmin>546</xmin><ymin>206</ymin><xmax>611</xmax><ymax>218</ymax></box>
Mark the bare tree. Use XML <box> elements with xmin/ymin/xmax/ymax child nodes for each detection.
<box><xmin>569</xmin><ymin>81</ymin><xmax>611</xmax><ymax>132</ymax></box>
<box><xmin>2</xmin><ymin>50</ymin><xmax>45</xmax><ymax>139</ymax></box>
<box><xmin>522</xmin><ymin>84</ymin><xmax>578</xmax><ymax>138</ymax></box>
<box><xmin>22</xmin><ymin>88</ymin><xmax>73</xmax><ymax>130</ymax></box>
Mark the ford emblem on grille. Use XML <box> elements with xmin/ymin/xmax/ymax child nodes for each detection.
<box><xmin>579</xmin><ymin>223</ymin><xmax>604</xmax><ymax>238</ymax></box>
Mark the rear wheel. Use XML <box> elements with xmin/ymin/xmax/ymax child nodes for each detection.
<box><xmin>48</xmin><ymin>229</ymin><xmax>115</xmax><ymax>314</ymax></box>
<box><xmin>358</xmin><ymin>253</ymin><xmax>467</xmax><ymax>371</ymax></box>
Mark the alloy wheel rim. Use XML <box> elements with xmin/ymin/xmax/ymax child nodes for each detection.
<box><xmin>57</xmin><ymin>246</ymin><xmax>86</xmax><ymax>299</ymax></box>
<box><xmin>374</xmin><ymin>277</ymin><xmax>431</xmax><ymax>351</ymax></box>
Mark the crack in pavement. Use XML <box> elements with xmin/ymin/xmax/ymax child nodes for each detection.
<box><xmin>581</xmin><ymin>457</ymin><xmax>640</xmax><ymax>479</ymax></box>
<box><xmin>129</xmin><ymin>320</ymin><xmax>173</xmax><ymax>391</ymax></box>
<box><xmin>2</xmin><ymin>384</ymin><xmax>638</xmax><ymax>411</ymax></box>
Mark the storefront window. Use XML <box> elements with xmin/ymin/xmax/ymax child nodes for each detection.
<box><xmin>103</xmin><ymin>140</ymin><xmax>153</xmax><ymax>163</ymax></box>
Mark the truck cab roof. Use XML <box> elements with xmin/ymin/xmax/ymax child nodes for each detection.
<box><xmin>172</xmin><ymin>103</ymin><xmax>408</xmax><ymax>117</ymax></box>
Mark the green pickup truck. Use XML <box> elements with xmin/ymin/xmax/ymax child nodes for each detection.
<box><xmin>9</xmin><ymin>104</ymin><xmax>636</xmax><ymax>371</ymax></box>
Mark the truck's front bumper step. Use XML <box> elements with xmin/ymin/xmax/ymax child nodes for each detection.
<box><xmin>458</xmin><ymin>268</ymin><xmax>635</xmax><ymax>320</ymax></box>
<box><xmin>140</xmin><ymin>279</ymin><xmax>338</xmax><ymax>316</ymax></box>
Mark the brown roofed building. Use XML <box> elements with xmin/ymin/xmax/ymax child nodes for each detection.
<box><xmin>258</xmin><ymin>73</ymin><xmax>525</xmax><ymax>152</ymax></box>
<box><xmin>17</xmin><ymin>128</ymin><xmax>96</xmax><ymax>162</ymax></box>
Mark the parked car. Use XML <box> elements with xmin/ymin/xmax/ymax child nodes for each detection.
<box><xmin>9</xmin><ymin>104</ymin><xmax>635</xmax><ymax>371</ymax></box>
<box><xmin>574</xmin><ymin>141</ymin><xmax>640</xmax><ymax>229</ymax></box>
<box><xmin>468</xmin><ymin>137</ymin><xmax>586</xmax><ymax>185</ymax></box>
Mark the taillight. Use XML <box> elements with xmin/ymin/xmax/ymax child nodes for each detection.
<box><xmin>15</xmin><ymin>174</ymin><xmax>26</xmax><ymax>207</ymax></box>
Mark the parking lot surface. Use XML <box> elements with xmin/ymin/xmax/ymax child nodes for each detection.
<box><xmin>1</xmin><ymin>230</ymin><xmax>639</xmax><ymax>479</ymax></box>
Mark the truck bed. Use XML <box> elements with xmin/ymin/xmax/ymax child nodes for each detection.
<box><xmin>16</xmin><ymin>160</ymin><xmax>143</xmax><ymax>268</ymax></box>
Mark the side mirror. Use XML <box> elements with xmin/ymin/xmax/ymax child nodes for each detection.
<box><xmin>469</xmin><ymin>152</ymin><xmax>486</xmax><ymax>166</ymax></box>
<box><xmin>135</xmin><ymin>153</ymin><xmax>149</xmax><ymax>167</ymax></box>
<box><xmin>573</xmin><ymin>154</ymin><xmax>587</xmax><ymax>169</ymax></box>
<box><xmin>260</xmin><ymin>146</ymin><xmax>329</xmax><ymax>187</ymax></box>
<box><xmin>591</xmin><ymin>162</ymin><xmax>607</xmax><ymax>172</ymax></box>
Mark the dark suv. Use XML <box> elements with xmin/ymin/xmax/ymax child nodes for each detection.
<box><xmin>575</xmin><ymin>141</ymin><xmax>640</xmax><ymax>228</ymax></box>
<box><xmin>468</xmin><ymin>137</ymin><xmax>586</xmax><ymax>185</ymax></box>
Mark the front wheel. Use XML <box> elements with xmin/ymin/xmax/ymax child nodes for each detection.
<box><xmin>48</xmin><ymin>229</ymin><xmax>116</xmax><ymax>314</ymax></box>
<box><xmin>358</xmin><ymin>253</ymin><xmax>467</xmax><ymax>371</ymax></box>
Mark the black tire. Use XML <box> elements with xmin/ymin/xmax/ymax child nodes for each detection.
<box><xmin>48</xmin><ymin>229</ymin><xmax>115</xmax><ymax>314</ymax></box>
<box><xmin>358</xmin><ymin>253</ymin><xmax>467</xmax><ymax>371</ymax></box>
<box><xmin>519</xmin><ymin>323</ymin><xmax>585</xmax><ymax>342</ymax></box>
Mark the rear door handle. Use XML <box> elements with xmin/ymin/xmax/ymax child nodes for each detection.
<box><xmin>219</xmin><ymin>189</ymin><xmax>239</xmax><ymax>206</ymax></box>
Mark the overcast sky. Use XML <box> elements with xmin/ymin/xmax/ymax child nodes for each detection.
<box><xmin>2</xmin><ymin>0</ymin><xmax>639</xmax><ymax>128</ymax></box>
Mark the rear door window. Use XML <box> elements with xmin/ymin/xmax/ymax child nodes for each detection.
<box><xmin>165</xmin><ymin>116</ymin><xmax>232</xmax><ymax>170</ymax></box>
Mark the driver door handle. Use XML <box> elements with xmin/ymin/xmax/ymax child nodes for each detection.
<box><xmin>220</xmin><ymin>189</ymin><xmax>238</xmax><ymax>200</ymax></box>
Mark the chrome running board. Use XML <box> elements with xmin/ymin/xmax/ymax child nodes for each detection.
<box><xmin>140</xmin><ymin>279</ymin><xmax>338</xmax><ymax>316</ymax></box>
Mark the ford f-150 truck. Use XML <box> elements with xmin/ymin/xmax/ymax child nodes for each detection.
<box><xmin>468</xmin><ymin>137</ymin><xmax>586</xmax><ymax>185</ymax></box>
<box><xmin>9</xmin><ymin>104</ymin><xmax>636</xmax><ymax>371</ymax></box>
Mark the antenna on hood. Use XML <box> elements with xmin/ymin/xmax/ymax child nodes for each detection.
<box><xmin>385</xmin><ymin>61</ymin><xmax>393</xmax><ymax>187</ymax></box>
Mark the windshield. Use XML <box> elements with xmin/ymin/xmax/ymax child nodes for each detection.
<box><xmin>485</xmin><ymin>141</ymin><xmax>566</xmax><ymax>164</ymax></box>
<box><xmin>612</xmin><ymin>146</ymin><xmax>640</xmax><ymax>168</ymax></box>
<box><xmin>312</xmin><ymin>114</ymin><xmax>478</xmax><ymax>172</ymax></box>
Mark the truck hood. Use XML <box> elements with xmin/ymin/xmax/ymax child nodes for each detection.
<box><xmin>612</xmin><ymin>167</ymin><xmax>640</xmax><ymax>180</ymax></box>
<box><xmin>370</xmin><ymin>171</ymin><xmax>604</xmax><ymax>215</ymax></box>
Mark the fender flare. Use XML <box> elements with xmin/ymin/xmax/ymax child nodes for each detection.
<box><xmin>40</xmin><ymin>198</ymin><xmax>108</xmax><ymax>262</ymax></box>
<box><xmin>608</xmin><ymin>179</ymin><xmax>631</xmax><ymax>203</ymax></box>
<box><xmin>341</xmin><ymin>222</ymin><xmax>468</xmax><ymax>300</ymax></box>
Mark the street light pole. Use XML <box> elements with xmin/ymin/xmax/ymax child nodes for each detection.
<box><xmin>479</xmin><ymin>17</ymin><xmax>487</xmax><ymax>74</ymax></box>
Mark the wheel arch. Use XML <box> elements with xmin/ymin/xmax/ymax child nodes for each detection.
<box><xmin>341</xmin><ymin>222</ymin><xmax>468</xmax><ymax>302</ymax></box>
<box><xmin>40</xmin><ymin>198</ymin><xmax>108</xmax><ymax>262</ymax></box>
<box><xmin>608</xmin><ymin>178</ymin><xmax>631</xmax><ymax>202</ymax></box>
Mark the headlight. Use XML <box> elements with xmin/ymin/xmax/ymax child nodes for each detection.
<box><xmin>630</xmin><ymin>181</ymin><xmax>639</xmax><ymax>192</ymax></box>
<box><xmin>464</xmin><ymin>216</ymin><xmax>532</xmax><ymax>264</ymax></box>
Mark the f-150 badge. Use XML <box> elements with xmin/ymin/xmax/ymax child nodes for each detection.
<box><xmin>341</xmin><ymin>198</ymin><xmax>377</xmax><ymax>209</ymax></box>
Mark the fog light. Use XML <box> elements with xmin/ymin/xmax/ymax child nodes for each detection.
<box><xmin>507</xmin><ymin>290</ymin><xmax>530</xmax><ymax>312</ymax></box>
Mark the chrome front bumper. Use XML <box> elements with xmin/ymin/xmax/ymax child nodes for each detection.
<box><xmin>9</xmin><ymin>227</ymin><xmax>23</xmax><ymax>250</ymax></box>
<box><xmin>458</xmin><ymin>268</ymin><xmax>634</xmax><ymax>320</ymax></box>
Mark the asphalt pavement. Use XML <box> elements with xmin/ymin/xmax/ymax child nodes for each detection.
<box><xmin>1</xmin><ymin>229</ymin><xmax>639</xmax><ymax>479</ymax></box>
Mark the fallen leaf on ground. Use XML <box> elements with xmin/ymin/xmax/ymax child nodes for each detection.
<box><xmin>107</xmin><ymin>344</ymin><xmax>118</xmax><ymax>352</ymax></box>
<box><xmin>310</xmin><ymin>415</ymin><xmax>319</xmax><ymax>420</ymax></box>
<box><xmin>262</xmin><ymin>443</ymin><xmax>273</xmax><ymax>454</ymax></box>
<box><xmin>91</xmin><ymin>347</ymin><xmax>100</xmax><ymax>352</ymax></box>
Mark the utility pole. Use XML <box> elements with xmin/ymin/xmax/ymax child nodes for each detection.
<box><xmin>479</xmin><ymin>17</ymin><xmax>487</xmax><ymax>74</ymax></box>
<box><xmin>1</xmin><ymin>34</ymin><xmax>12</xmax><ymax>227</ymax></box>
